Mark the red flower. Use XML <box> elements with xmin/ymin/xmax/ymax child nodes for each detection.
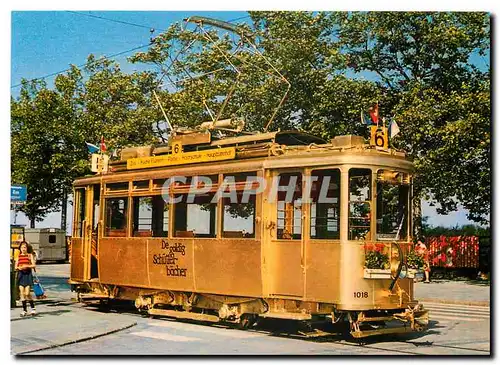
<box><xmin>365</xmin><ymin>244</ymin><xmax>374</xmax><ymax>251</ymax></box>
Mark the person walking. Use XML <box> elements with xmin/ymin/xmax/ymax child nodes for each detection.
<box><xmin>15</xmin><ymin>241</ymin><xmax>37</xmax><ymax>317</ymax></box>
<box><xmin>416</xmin><ymin>238</ymin><xmax>431</xmax><ymax>283</ymax></box>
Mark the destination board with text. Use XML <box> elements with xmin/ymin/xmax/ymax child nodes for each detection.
<box><xmin>127</xmin><ymin>147</ymin><xmax>236</xmax><ymax>170</ymax></box>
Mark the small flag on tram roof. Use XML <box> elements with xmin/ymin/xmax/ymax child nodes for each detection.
<box><xmin>100</xmin><ymin>136</ymin><xmax>107</xmax><ymax>153</ymax></box>
<box><xmin>369</xmin><ymin>103</ymin><xmax>379</xmax><ymax>124</ymax></box>
<box><xmin>389</xmin><ymin>118</ymin><xmax>400</xmax><ymax>138</ymax></box>
<box><xmin>360</xmin><ymin>110</ymin><xmax>373</xmax><ymax>125</ymax></box>
<box><xmin>85</xmin><ymin>142</ymin><xmax>100</xmax><ymax>154</ymax></box>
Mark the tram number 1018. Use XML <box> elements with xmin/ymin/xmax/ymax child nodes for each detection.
<box><xmin>353</xmin><ymin>291</ymin><xmax>369</xmax><ymax>299</ymax></box>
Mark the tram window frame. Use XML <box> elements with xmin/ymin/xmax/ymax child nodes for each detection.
<box><xmin>92</xmin><ymin>184</ymin><xmax>101</xmax><ymax>231</ymax></box>
<box><xmin>348</xmin><ymin>168</ymin><xmax>372</xmax><ymax>241</ymax></box>
<box><xmin>152</xmin><ymin>178</ymin><xmax>166</xmax><ymax>191</ymax></box>
<box><xmin>105</xmin><ymin>182</ymin><xmax>130</xmax><ymax>193</ymax></box>
<box><xmin>172</xmin><ymin>175</ymin><xmax>218</xmax><ymax>238</ymax></box>
<box><xmin>132</xmin><ymin>180</ymin><xmax>150</xmax><ymax>191</ymax></box>
<box><xmin>310</xmin><ymin>169</ymin><xmax>341</xmax><ymax>240</ymax></box>
<box><xmin>375</xmin><ymin>170</ymin><xmax>409</xmax><ymax>241</ymax></box>
<box><xmin>276</xmin><ymin>172</ymin><xmax>303</xmax><ymax>240</ymax></box>
<box><xmin>104</xmin><ymin>197</ymin><xmax>129</xmax><ymax>237</ymax></box>
<box><xmin>74</xmin><ymin>188</ymin><xmax>86</xmax><ymax>238</ymax></box>
<box><xmin>132</xmin><ymin>195</ymin><xmax>169</xmax><ymax>237</ymax></box>
<box><xmin>221</xmin><ymin>172</ymin><xmax>258</xmax><ymax>239</ymax></box>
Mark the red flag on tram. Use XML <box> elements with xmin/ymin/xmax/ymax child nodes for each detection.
<box><xmin>100</xmin><ymin>136</ymin><xmax>107</xmax><ymax>153</ymax></box>
<box><xmin>369</xmin><ymin>104</ymin><xmax>379</xmax><ymax>124</ymax></box>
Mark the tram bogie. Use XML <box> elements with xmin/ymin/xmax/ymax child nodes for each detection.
<box><xmin>70</xmin><ymin>130</ymin><xmax>428</xmax><ymax>338</ymax></box>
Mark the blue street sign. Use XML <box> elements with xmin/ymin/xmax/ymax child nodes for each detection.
<box><xmin>11</xmin><ymin>185</ymin><xmax>27</xmax><ymax>202</ymax></box>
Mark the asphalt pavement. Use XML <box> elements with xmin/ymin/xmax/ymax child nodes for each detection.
<box><xmin>10</xmin><ymin>263</ymin><xmax>491</xmax><ymax>355</ymax></box>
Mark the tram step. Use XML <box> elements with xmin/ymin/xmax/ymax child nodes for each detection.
<box><xmin>259</xmin><ymin>312</ymin><xmax>312</xmax><ymax>320</ymax></box>
<box><xmin>148</xmin><ymin>308</ymin><xmax>220</xmax><ymax>323</ymax></box>
<box><xmin>78</xmin><ymin>293</ymin><xmax>110</xmax><ymax>300</ymax></box>
<box><xmin>351</xmin><ymin>325</ymin><xmax>412</xmax><ymax>338</ymax></box>
<box><xmin>358</xmin><ymin>315</ymin><xmax>396</xmax><ymax>322</ymax></box>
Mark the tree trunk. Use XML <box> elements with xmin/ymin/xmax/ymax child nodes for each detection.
<box><xmin>61</xmin><ymin>188</ymin><xmax>68</xmax><ymax>233</ymax></box>
<box><xmin>30</xmin><ymin>219</ymin><xmax>35</xmax><ymax>228</ymax></box>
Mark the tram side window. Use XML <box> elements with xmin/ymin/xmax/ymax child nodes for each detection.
<box><xmin>222</xmin><ymin>195</ymin><xmax>255</xmax><ymax>238</ymax></box>
<box><xmin>277</xmin><ymin>172</ymin><xmax>302</xmax><ymax>240</ymax></box>
<box><xmin>75</xmin><ymin>189</ymin><xmax>86</xmax><ymax>237</ymax></box>
<box><xmin>376</xmin><ymin>170</ymin><xmax>409</xmax><ymax>240</ymax></box>
<box><xmin>310</xmin><ymin>169</ymin><xmax>340</xmax><ymax>240</ymax></box>
<box><xmin>221</xmin><ymin>173</ymin><xmax>257</xmax><ymax>238</ymax></box>
<box><xmin>348</xmin><ymin>168</ymin><xmax>372</xmax><ymax>240</ymax></box>
<box><xmin>105</xmin><ymin>198</ymin><xmax>128</xmax><ymax>237</ymax></box>
<box><xmin>132</xmin><ymin>196</ymin><xmax>169</xmax><ymax>237</ymax></box>
<box><xmin>173</xmin><ymin>176</ymin><xmax>218</xmax><ymax>238</ymax></box>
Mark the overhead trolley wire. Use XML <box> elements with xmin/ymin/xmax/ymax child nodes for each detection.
<box><xmin>66</xmin><ymin>11</ymin><xmax>250</xmax><ymax>32</ymax></box>
<box><xmin>11</xmin><ymin>13</ymin><xmax>252</xmax><ymax>89</ymax></box>
<box><xmin>66</xmin><ymin>11</ymin><xmax>163</xmax><ymax>31</ymax></box>
<box><xmin>11</xmin><ymin>43</ymin><xmax>152</xmax><ymax>89</ymax></box>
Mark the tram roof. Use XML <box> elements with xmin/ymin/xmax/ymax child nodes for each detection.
<box><xmin>75</xmin><ymin>131</ymin><xmax>411</xmax><ymax>185</ymax></box>
<box><xmin>209</xmin><ymin>130</ymin><xmax>327</xmax><ymax>147</ymax></box>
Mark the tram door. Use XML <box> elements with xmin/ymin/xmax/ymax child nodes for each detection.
<box><xmin>82</xmin><ymin>184</ymin><xmax>101</xmax><ymax>280</ymax></box>
<box><xmin>269</xmin><ymin>171</ymin><xmax>305</xmax><ymax>297</ymax></box>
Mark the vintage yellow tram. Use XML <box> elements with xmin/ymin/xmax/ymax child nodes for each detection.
<box><xmin>70</xmin><ymin>125</ymin><xmax>428</xmax><ymax>338</ymax></box>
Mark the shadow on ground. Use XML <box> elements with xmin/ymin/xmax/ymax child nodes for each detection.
<box><xmin>11</xmin><ymin>309</ymin><xmax>72</xmax><ymax>321</ymax></box>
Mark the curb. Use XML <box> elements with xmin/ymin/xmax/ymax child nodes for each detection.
<box><xmin>15</xmin><ymin>322</ymin><xmax>137</xmax><ymax>355</ymax></box>
<box><xmin>420</xmin><ymin>298</ymin><xmax>490</xmax><ymax>307</ymax></box>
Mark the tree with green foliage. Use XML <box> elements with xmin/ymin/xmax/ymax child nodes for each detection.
<box><xmin>332</xmin><ymin>11</ymin><xmax>490</xmax><ymax>228</ymax></box>
<box><xmin>11</xmin><ymin>81</ymin><xmax>69</xmax><ymax>227</ymax></box>
<box><xmin>11</xmin><ymin>56</ymin><xmax>162</xmax><ymax>227</ymax></box>
<box><xmin>130</xmin><ymin>12</ymin><xmax>380</xmax><ymax>136</ymax></box>
<box><xmin>130</xmin><ymin>11</ymin><xmax>490</xmax><ymax>231</ymax></box>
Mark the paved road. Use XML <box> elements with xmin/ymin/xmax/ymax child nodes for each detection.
<box><xmin>33</xmin><ymin>301</ymin><xmax>490</xmax><ymax>355</ymax></box>
<box><xmin>415</xmin><ymin>280</ymin><xmax>490</xmax><ymax>304</ymax></box>
<box><xmin>14</xmin><ymin>264</ymin><xmax>490</xmax><ymax>355</ymax></box>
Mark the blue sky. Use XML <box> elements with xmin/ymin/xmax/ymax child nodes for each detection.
<box><xmin>11</xmin><ymin>11</ymin><xmax>250</xmax><ymax>91</ymax></box>
<box><xmin>9</xmin><ymin>10</ymin><xmax>489</xmax><ymax>231</ymax></box>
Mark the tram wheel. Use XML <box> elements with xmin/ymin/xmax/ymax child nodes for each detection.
<box><xmin>99</xmin><ymin>299</ymin><xmax>111</xmax><ymax>312</ymax></box>
<box><xmin>239</xmin><ymin>314</ymin><xmax>257</xmax><ymax>329</ymax></box>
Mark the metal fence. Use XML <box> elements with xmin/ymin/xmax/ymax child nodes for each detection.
<box><xmin>426</xmin><ymin>235</ymin><xmax>480</xmax><ymax>269</ymax></box>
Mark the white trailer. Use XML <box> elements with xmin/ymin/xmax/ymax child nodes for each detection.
<box><xmin>24</xmin><ymin>228</ymin><xmax>67</xmax><ymax>263</ymax></box>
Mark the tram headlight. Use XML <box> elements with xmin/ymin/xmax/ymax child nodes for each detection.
<box><xmin>398</xmin><ymin>263</ymin><xmax>408</xmax><ymax>279</ymax></box>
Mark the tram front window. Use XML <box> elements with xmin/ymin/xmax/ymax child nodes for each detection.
<box><xmin>310</xmin><ymin>169</ymin><xmax>340</xmax><ymax>240</ymax></box>
<box><xmin>376</xmin><ymin>170</ymin><xmax>409</xmax><ymax>240</ymax></box>
<box><xmin>349</xmin><ymin>168</ymin><xmax>372</xmax><ymax>240</ymax></box>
